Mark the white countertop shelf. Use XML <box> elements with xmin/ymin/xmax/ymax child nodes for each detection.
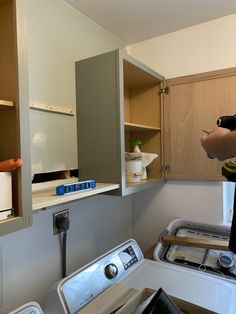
<box><xmin>32</xmin><ymin>178</ymin><xmax>119</xmax><ymax>211</ymax></box>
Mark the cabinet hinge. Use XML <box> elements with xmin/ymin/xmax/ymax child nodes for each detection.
<box><xmin>161</xmin><ymin>164</ymin><xmax>170</xmax><ymax>172</ymax></box>
<box><xmin>160</xmin><ymin>87</ymin><xmax>169</xmax><ymax>95</ymax></box>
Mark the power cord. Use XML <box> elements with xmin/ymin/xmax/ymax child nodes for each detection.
<box><xmin>55</xmin><ymin>214</ymin><xmax>70</xmax><ymax>278</ymax></box>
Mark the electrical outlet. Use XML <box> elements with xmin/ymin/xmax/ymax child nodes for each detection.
<box><xmin>53</xmin><ymin>209</ymin><xmax>69</xmax><ymax>235</ymax></box>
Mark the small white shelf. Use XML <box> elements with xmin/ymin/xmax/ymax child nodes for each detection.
<box><xmin>124</xmin><ymin>122</ymin><xmax>161</xmax><ymax>131</ymax></box>
<box><xmin>32</xmin><ymin>178</ymin><xmax>119</xmax><ymax>211</ymax></box>
<box><xmin>30</xmin><ymin>101</ymin><xmax>75</xmax><ymax>116</ymax></box>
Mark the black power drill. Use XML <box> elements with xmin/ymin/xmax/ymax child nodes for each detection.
<box><xmin>217</xmin><ymin>114</ymin><xmax>236</xmax><ymax>130</ymax></box>
<box><xmin>217</xmin><ymin>115</ymin><xmax>236</xmax><ymax>181</ymax></box>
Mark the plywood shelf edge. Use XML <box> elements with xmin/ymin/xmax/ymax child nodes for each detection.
<box><xmin>30</xmin><ymin>102</ymin><xmax>75</xmax><ymax>116</ymax></box>
<box><xmin>124</xmin><ymin>122</ymin><xmax>161</xmax><ymax>131</ymax></box>
<box><xmin>0</xmin><ymin>99</ymin><xmax>14</xmax><ymax>108</ymax></box>
<box><xmin>124</xmin><ymin>178</ymin><xmax>163</xmax><ymax>196</ymax></box>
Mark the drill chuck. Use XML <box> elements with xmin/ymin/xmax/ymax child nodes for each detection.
<box><xmin>217</xmin><ymin>114</ymin><xmax>236</xmax><ymax>130</ymax></box>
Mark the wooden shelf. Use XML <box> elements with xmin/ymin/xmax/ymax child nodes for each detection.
<box><xmin>32</xmin><ymin>178</ymin><xmax>119</xmax><ymax>211</ymax></box>
<box><xmin>125</xmin><ymin>122</ymin><xmax>161</xmax><ymax>131</ymax></box>
<box><xmin>125</xmin><ymin>179</ymin><xmax>161</xmax><ymax>195</ymax></box>
<box><xmin>30</xmin><ymin>101</ymin><xmax>75</xmax><ymax>116</ymax></box>
<box><xmin>0</xmin><ymin>99</ymin><xmax>14</xmax><ymax>110</ymax></box>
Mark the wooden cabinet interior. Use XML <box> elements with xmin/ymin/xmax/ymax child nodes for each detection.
<box><xmin>123</xmin><ymin>61</ymin><xmax>161</xmax><ymax>128</ymax></box>
<box><xmin>0</xmin><ymin>0</ymin><xmax>32</xmax><ymax>235</ymax></box>
<box><xmin>0</xmin><ymin>0</ymin><xmax>18</xmax><ymax>219</ymax></box>
<box><xmin>0</xmin><ymin>0</ymin><xmax>17</xmax><ymax>102</ymax></box>
<box><xmin>125</xmin><ymin>130</ymin><xmax>162</xmax><ymax>181</ymax></box>
<box><xmin>123</xmin><ymin>59</ymin><xmax>163</xmax><ymax>186</ymax></box>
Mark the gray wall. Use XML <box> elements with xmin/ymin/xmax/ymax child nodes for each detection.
<box><xmin>0</xmin><ymin>195</ymin><xmax>132</xmax><ymax>313</ymax></box>
<box><xmin>27</xmin><ymin>0</ymin><xmax>125</xmax><ymax>176</ymax></box>
<box><xmin>131</xmin><ymin>181</ymin><xmax>223</xmax><ymax>252</ymax></box>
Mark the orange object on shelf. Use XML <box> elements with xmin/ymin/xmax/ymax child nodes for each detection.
<box><xmin>0</xmin><ymin>159</ymin><xmax>22</xmax><ymax>172</ymax></box>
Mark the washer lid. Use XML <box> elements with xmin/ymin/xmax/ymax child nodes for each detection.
<box><xmin>121</xmin><ymin>260</ymin><xmax>236</xmax><ymax>314</ymax></box>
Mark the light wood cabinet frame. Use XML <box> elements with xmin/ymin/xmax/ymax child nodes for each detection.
<box><xmin>0</xmin><ymin>0</ymin><xmax>32</xmax><ymax>235</ymax></box>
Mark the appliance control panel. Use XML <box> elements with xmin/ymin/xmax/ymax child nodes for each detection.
<box><xmin>55</xmin><ymin>240</ymin><xmax>143</xmax><ymax>314</ymax></box>
<box><xmin>118</xmin><ymin>245</ymin><xmax>139</xmax><ymax>270</ymax></box>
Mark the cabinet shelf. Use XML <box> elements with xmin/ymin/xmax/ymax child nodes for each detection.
<box><xmin>0</xmin><ymin>216</ymin><xmax>25</xmax><ymax>236</ymax></box>
<box><xmin>125</xmin><ymin>179</ymin><xmax>161</xmax><ymax>195</ymax></box>
<box><xmin>0</xmin><ymin>99</ymin><xmax>14</xmax><ymax>110</ymax></box>
<box><xmin>124</xmin><ymin>122</ymin><xmax>161</xmax><ymax>132</ymax></box>
<box><xmin>32</xmin><ymin>178</ymin><xmax>119</xmax><ymax>211</ymax></box>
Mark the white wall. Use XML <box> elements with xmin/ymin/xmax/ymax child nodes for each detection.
<box><xmin>28</xmin><ymin>0</ymin><xmax>125</xmax><ymax>175</ymax></box>
<box><xmin>128</xmin><ymin>15</ymin><xmax>236</xmax><ymax>253</ymax></box>
<box><xmin>0</xmin><ymin>1</ymin><xmax>131</xmax><ymax>313</ymax></box>
<box><xmin>128</xmin><ymin>13</ymin><xmax>236</xmax><ymax>78</ymax></box>
<box><xmin>28</xmin><ymin>0</ymin><xmax>125</xmax><ymax>105</ymax></box>
<box><xmin>132</xmin><ymin>181</ymin><xmax>223</xmax><ymax>252</ymax></box>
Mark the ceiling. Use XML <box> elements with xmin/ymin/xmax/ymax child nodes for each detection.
<box><xmin>65</xmin><ymin>0</ymin><xmax>236</xmax><ymax>44</ymax></box>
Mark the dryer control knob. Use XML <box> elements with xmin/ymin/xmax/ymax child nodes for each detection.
<box><xmin>104</xmin><ymin>263</ymin><xmax>118</xmax><ymax>279</ymax></box>
<box><xmin>217</xmin><ymin>254</ymin><xmax>234</xmax><ymax>271</ymax></box>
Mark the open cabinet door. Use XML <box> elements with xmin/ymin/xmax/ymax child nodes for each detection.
<box><xmin>163</xmin><ymin>67</ymin><xmax>236</xmax><ymax>180</ymax></box>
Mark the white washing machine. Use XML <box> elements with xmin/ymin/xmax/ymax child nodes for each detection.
<box><xmin>44</xmin><ymin>239</ymin><xmax>236</xmax><ymax>314</ymax></box>
<box><xmin>8</xmin><ymin>302</ymin><xmax>43</xmax><ymax>314</ymax></box>
<box><xmin>154</xmin><ymin>219</ymin><xmax>236</xmax><ymax>283</ymax></box>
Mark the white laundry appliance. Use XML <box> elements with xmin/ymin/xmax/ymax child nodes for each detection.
<box><xmin>154</xmin><ymin>219</ymin><xmax>236</xmax><ymax>282</ymax></box>
<box><xmin>44</xmin><ymin>239</ymin><xmax>236</xmax><ymax>314</ymax></box>
<box><xmin>8</xmin><ymin>301</ymin><xmax>43</xmax><ymax>314</ymax></box>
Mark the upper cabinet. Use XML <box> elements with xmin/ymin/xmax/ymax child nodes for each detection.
<box><xmin>76</xmin><ymin>49</ymin><xmax>165</xmax><ymax>196</ymax></box>
<box><xmin>76</xmin><ymin>49</ymin><xmax>235</xmax><ymax>192</ymax></box>
<box><xmin>0</xmin><ymin>0</ymin><xmax>32</xmax><ymax>235</ymax></box>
